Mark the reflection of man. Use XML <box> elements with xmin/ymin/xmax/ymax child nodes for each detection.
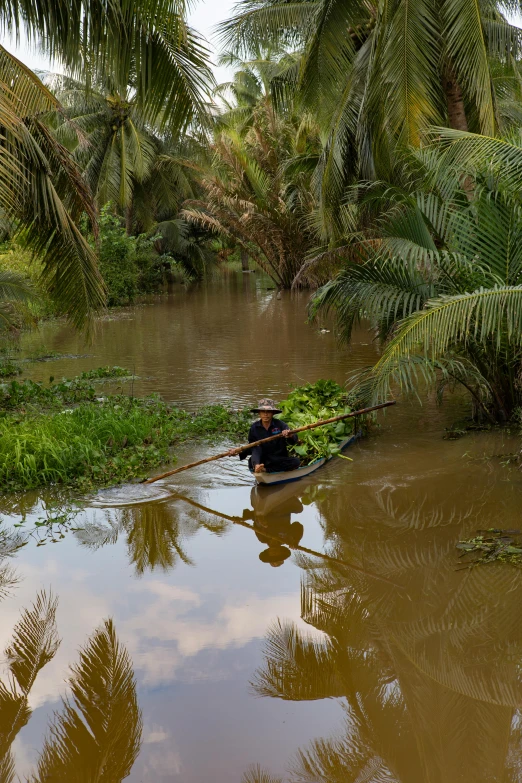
<box><xmin>242</xmin><ymin>497</ymin><xmax>304</xmax><ymax>567</ymax></box>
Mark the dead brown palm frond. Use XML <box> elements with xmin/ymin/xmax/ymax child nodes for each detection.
<box><xmin>30</xmin><ymin>618</ymin><xmax>142</xmax><ymax>783</ymax></box>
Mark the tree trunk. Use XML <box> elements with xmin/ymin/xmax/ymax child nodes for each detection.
<box><xmin>444</xmin><ymin>69</ymin><xmax>468</xmax><ymax>131</ymax></box>
<box><xmin>240</xmin><ymin>248</ymin><xmax>249</xmax><ymax>272</ymax></box>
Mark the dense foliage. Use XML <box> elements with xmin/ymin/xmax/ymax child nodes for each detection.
<box><xmin>279</xmin><ymin>380</ymin><xmax>357</xmax><ymax>464</ymax></box>
<box><xmin>311</xmin><ymin>138</ymin><xmax>522</xmax><ymax>422</ymax></box>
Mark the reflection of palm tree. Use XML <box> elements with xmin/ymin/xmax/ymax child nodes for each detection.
<box><xmin>0</xmin><ymin>590</ymin><xmax>140</xmax><ymax>781</ymax></box>
<box><xmin>0</xmin><ymin>592</ymin><xmax>60</xmax><ymax>779</ymax></box>
<box><xmin>123</xmin><ymin>505</ymin><xmax>195</xmax><ymax>574</ymax></box>
<box><xmin>77</xmin><ymin>500</ymin><xmax>229</xmax><ymax>575</ymax></box>
<box><xmin>250</xmin><ymin>487</ymin><xmax>522</xmax><ymax>783</ymax></box>
<box><xmin>241</xmin><ymin>764</ymin><xmax>283</xmax><ymax>783</ymax></box>
<box><xmin>29</xmin><ymin>619</ymin><xmax>142</xmax><ymax>782</ymax></box>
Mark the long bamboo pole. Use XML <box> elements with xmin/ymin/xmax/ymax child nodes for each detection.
<box><xmin>143</xmin><ymin>400</ymin><xmax>396</xmax><ymax>484</ymax></box>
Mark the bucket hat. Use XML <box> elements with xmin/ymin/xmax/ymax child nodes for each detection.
<box><xmin>259</xmin><ymin>545</ymin><xmax>291</xmax><ymax>564</ymax></box>
<box><xmin>251</xmin><ymin>397</ymin><xmax>282</xmax><ymax>414</ymax></box>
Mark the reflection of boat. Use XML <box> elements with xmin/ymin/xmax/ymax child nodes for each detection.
<box><xmin>250</xmin><ymin>481</ymin><xmax>312</xmax><ymax>516</ymax></box>
<box><xmin>252</xmin><ymin>434</ymin><xmax>358</xmax><ymax>486</ymax></box>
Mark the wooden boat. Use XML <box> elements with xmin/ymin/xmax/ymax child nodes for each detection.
<box><xmin>251</xmin><ymin>433</ymin><xmax>359</xmax><ymax>486</ymax></box>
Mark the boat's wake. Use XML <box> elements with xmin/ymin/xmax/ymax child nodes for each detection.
<box><xmin>90</xmin><ymin>483</ymin><xmax>174</xmax><ymax>508</ymax></box>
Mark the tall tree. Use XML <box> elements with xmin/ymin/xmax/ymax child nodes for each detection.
<box><xmin>220</xmin><ymin>0</ymin><xmax>522</xmax><ymax>218</ymax></box>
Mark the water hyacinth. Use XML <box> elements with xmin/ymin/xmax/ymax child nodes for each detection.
<box><xmin>279</xmin><ymin>380</ymin><xmax>360</xmax><ymax>465</ymax></box>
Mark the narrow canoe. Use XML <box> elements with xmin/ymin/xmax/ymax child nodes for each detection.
<box><xmin>251</xmin><ymin>433</ymin><xmax>359</xmax><ymax>486</ymax></box>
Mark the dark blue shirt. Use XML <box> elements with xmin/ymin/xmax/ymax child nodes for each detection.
<box><xmin>240</xmin><ymin>418</ymin><xmax>298</xmax><ymax>467</ymax></box>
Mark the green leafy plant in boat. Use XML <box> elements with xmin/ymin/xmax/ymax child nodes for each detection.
<box><xmin>279</xmin><ymin>380</ymin><xmax>358</xmax><ymax>465</ymax></box>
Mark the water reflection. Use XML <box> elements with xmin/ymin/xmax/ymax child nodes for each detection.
<box><xmin>0</xmin><ymin>591</ymin><xmax>141</xmax><ymax>780</ymax></box>
<box><xmin>247</xmin><ymin>484</ymin><xmax>522</xmax><ymax>783</ymax></box>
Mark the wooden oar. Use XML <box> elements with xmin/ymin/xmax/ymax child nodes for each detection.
<box><xmin>143</xmin><ymin>400</ymin><xmax>396</xmax><ymax>484</ymax></box>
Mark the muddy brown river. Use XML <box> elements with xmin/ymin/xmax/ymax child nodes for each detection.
<box><xmin>3</xmin><ymin>272</ymin><xmax>522</xmax><ymax>781</ymax></box>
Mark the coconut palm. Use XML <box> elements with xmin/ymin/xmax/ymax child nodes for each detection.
<box><xmin>47</xmin><ymin>75</ymin><xmax>199</xmax><ymax>227</ymax></box>
<box><xmin>0</xmin><ymin>0</ymin><xmax>213</xmax><ymax>329</ymax></box>
<box><xmin>0</xmin><ymin>52</ymin><xmax>105</xmax><ymax>329</ymax></box>
<box><xmin>184</xmin><ymin>99</ymin><xmax>320</xmax><ymax>288</ymax></box>
<box><xmin>310</xmin><ymin>135</ymin><xmax>522</xmax><ymax>420</ymax></box>
<box><xmin>220</xmin><ymin>0</ymin><xmax>522</xmax><ymax>222</ymax></box>
<box><xmin>215</xmin><ymin>45</ymin><xmax>301</xmax><ymax>134</ymax></box>
<box><xmin>4</xmin><ymin>0</ymin><xmax>212</xmax><ymax>132</ymax></box>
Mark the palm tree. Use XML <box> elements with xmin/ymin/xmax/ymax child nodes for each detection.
<box><xmin>4</xmin><ymin>0</ymin><xmax>212</xmax><ymax>132</ymax></box>
<box><xmin>0</xmin><ymin>0</ymin><xmax>213</xmax><ymax>328</ymax></box>
<box><xmin>184</xmin><ymin>98</ymin><xmax>321</xmax><ymax>288</ymax></box>
<box><xmin>310</xmin><ymin>135</ymin><xmax>522</xmax><ymax>420</ymax></box>
<box><xmin>0</xmin><ymin>53</ymin><xmax>106</xmax><ymax>329</ymax></box>
<box><xmin>220</xmin><ymin>0</ymin><xmax>522</xmax><ymax>221</ymax></box>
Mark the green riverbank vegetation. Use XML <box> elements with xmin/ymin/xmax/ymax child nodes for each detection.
<box><xmin>0</xmin><ymin>368</ymin><xmax>251</xmax><ymax>492</ymax></box>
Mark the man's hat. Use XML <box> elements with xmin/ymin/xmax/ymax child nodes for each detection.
<box><xmin>251</xmin><ymin>397</ymin><xmax>282</xmax><ymax>414</ymax></box>
<box><xmin>259</xmin><ymin>545</ymin><xmax>291</xmax><ymax>564</ymax></box>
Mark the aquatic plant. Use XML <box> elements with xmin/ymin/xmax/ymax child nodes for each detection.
<box><xmin>0</xmin><ymin>398</ymin><xmax>251</xmax><ymax>491</ymax></box>
<box><xmin>0</xmin><ymin>367</ymin><xmax>133</xmax><ymax>411</ymax></box>
<box><xmin>0</xmin><ymin>360</ymin><xmax>22</xmax><ymax>378</ymax></box>
<box><xmin>456</xmin><ymin>529</ymin><xmax>522</xmax><ymax>568</ymax></box>
<box><xmin>77</xmin><ymin>366</ymin><xmax>132</xmax><ymax>380</ymax></box>
<box><xmin>279</xmin><ymin>380</ymin><xmax>357</xmax><ymax>464</ymax></box>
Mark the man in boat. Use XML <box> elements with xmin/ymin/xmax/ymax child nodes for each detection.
<box><xmin>228</xmin><ymin>398</ymin><xmax>300</xmax><ymax>474</ymax></box>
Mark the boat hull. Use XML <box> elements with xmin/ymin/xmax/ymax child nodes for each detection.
<box><xmin>252</xmin><ymin>434</ymin><xmax>358</xmax><ymax>486</ymax></box>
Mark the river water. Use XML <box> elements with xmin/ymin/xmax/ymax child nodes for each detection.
<box><xmin>2</xmin><ymin>272</ymin><xmax>522</xmax><ymax>781</ymax></box>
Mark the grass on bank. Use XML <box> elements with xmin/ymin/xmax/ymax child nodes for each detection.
<box><xmin>0</xmin><ymin>394</ymin><xmax>250</xmax><ymax>491</ymax></box>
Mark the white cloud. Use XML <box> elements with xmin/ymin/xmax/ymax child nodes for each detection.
<box><xmin>120</xmin><ymin>587</ymin><xmax>310</xmax><ymax>686</ymax></box>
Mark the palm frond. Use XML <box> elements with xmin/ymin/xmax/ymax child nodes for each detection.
<box><xmin>0</xmin><ymin>50</ymin><xmax>106</xmax><ymax>329</ymax></box>
<box><xmin>380</xmin><ymin>0</ymin><xmax>443</xmax><ymax>143</ymax></box>
<box><xmin>0</xmin><ymin>591</ymin><xmax>59</xmax><ymax>764</ymax></box>
<box><xmin>366</xmin><ymin>285</ymin><xmax>522</xmax><ymax>401</ymax></box>
<box><xmin>310</xmin><ymin>256</ymin><xmax>435</xmax><ymax>343</ymax></box>
<box><xmin>441</xmin><ymin>0</ymin><xmax>495</xmax><ymax>134</ymax></box>
<box><xmin>218</xmin><ymin>1</ymin><xmax>316</xmax><ymax>55</ymax></box>
<box><xmin>5</xmin><ymin>591</ymin><xmax>60</xmax><ymax>695</ymax></box>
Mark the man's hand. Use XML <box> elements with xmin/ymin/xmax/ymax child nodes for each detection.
<box><xmin>227</xmin><ymin>447</ymin><xmax>242</xmax><ymax>456</ymax></box>
<box><xmin>282</xmin><ymin>429</ymin><xmax>291</xmax><ymax>437</ymax></box>
<box><xmin>254</xmin><ymin>463</ymin><xmax>266</xmax><ymax>473</ymax></box>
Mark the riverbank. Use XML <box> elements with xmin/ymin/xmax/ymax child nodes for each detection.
<box><xmin>0</xmin><ymin>368</ymin><xmax>250</xmax><ymax>492</ymax></box>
